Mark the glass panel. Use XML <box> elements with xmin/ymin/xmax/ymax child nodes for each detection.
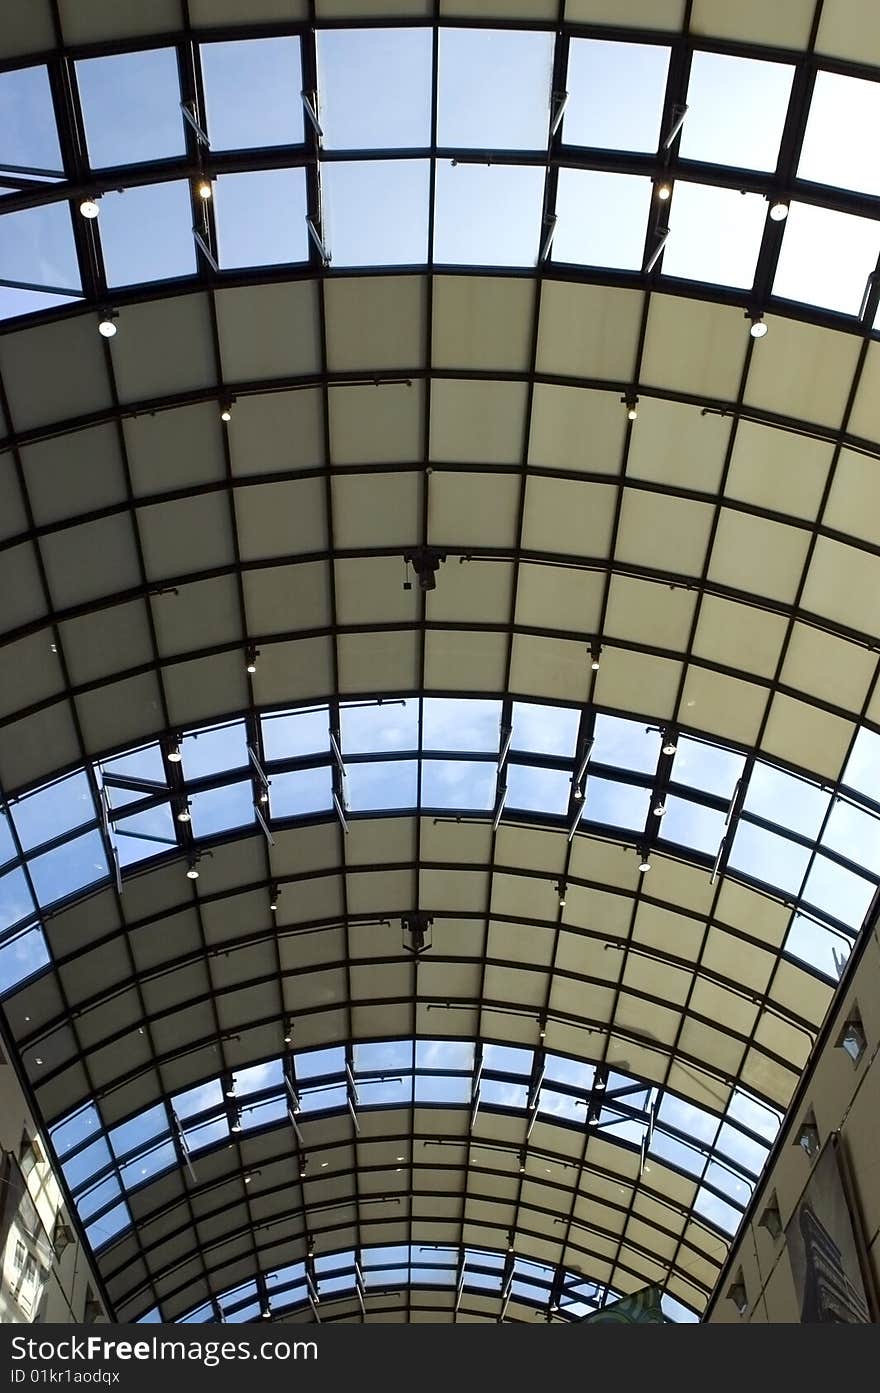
<box><xmin>414</xmin><ymin>1073</ymin><xmax>471</xmax><ymax>1103</ymax></box>
<box><xmin>694</xmin><ymin>1185</ymin><xmax>743</xmax><ymax>1236</ymax></box>
<box><xmin>344</xmin><ymin>759</ymin><xmax>418</xmax><ymax>812</ymax></box>
<box><xmin>201</xmin><ymin>38</ymin><xmax>304</xmax><ymax>150</ymax></box>
<box><xmin>234</xmin><ymin>1058</ymin><xmax>284</xmax><ymax>1095</ymax></box>
<box><xmin>318</xmin><ymin>28</ymin><xmax>432</xmax><ymax>149</ymax></box>
<box><xmin>423</xmin><ymin>698</ymin><xmax>502</xmax><ymax>752</ymax></box>
<box><xmin>483</xmin><ymin>1043</ymin><xmax>532</xmax><ymax>1074</ymax></box>
<box><xmin>799</xmin><ymin>71</ymin><xmax>880</xmax><ymax>197</ymax></box>
<box><xmin>544</xmin><ymin>1055</ymin><xmax>595</xmax><ymax>1091</ymax></box>
<box><xmin>420</xmin><ymin>759</ymin><xmax>496</xmax><ymax>810</ymax></box>
<box><xmin>28</xmin><ymin>829</ymin><xmax>108</xmax><ymax>909</ymax></box>
<box><xmin>300</xmin><ymin>1082</ymin><xmax>347</xmax><ymax>1113</ymax></box>
<box><xmin>296</xmin><ymin>1045</ymin><xmax>345</xmax><ymax>1080</ymax></box>
<box><xmin>553</xmin><ymin>169</ymin><xmax>652</xmax><ymax>270</ymax></box>
<box><xmin>563</xmin><ymin>39</ymin><xmax>669</xmax><ymax>153</ymax></box>
<box><xmin>172</xmin><ymin>1078</ymin><xmax>224</xmax><ymax>1120</ymax></box>
<box><xmin>50</xmin><ymin>1103</ymin><xmax>102</xmax><ymax>1158</ymax></box>
<box><xmin>437</xmin><ymin>29</ymin><xmax>553</xmax><ymax>151</ymax></box>
<box><xmin>77</xmin><ymin>1174</ymin><xmax>122</xmax><ymax>1221</ymax></box>
<box><xmin>416</xmin><ymin>1039</ymin><xmax>474</xmax><ymax>1070</ymax></box>
<box><xmin>680</xmin><ymin>52</ymin><xmax>793</xmax><ymax>172</ymax></box>
<box><xmin>671</xmin><ymin>737</ymin><xmax>744</xmax><ymax>801</ymax></box>
<box><xmin>188</xmin><ymin>781</ymin><xmax>254</xmax><ymax>837</ymax></box>
<box><xmin>62</xmin><ymin>1136</ymin><xmax>112</xmax><ymax>1192</ymax></box>
<box><xmin>592</xmin><ymin>714</ymin><xmax>660</xmax><ymax>774</ymax></box>
<box><xmin>584</xmin><ymin>777</ymin><xmax>651</xmax><ymax>829</ymax></box>
<box><xmin>659</xmin><ymin>797</ymin><xmax>727</xmax><ymax>857</ymax></box>
<box><xmin>0</xmin><ymin>65</ymin><xmax>62</xmax><ymax>174</ymax></box>
<box><xmin>434</xmin><ymin>160</ymin><xmax>545</xmax><ymax>267</ymax></box>
<box><xmin>76</xmin><ymin>49</ymin><xmax>185</xmax><ymax>168</ymax></box>
<box><xmin>358</xmin><ymin>1074</ymin><xmax>413</xmax><ymax>1107</ymax></box>
<box><xmin>100</xmin><ymin>182</ymin><xmax>197</xmax><ymax>286</ymax></box>
<box><xmin>182</xmin><ymin>722</ymin><xmax>249</xmax><ymax>780</ymax></box>
<box><xmin>784</xmin><ymin>912</ymin><xmax>849</xmax><ymax>981</ymax></box>
<box><xmin>240</xmin><ymin>1095</ymin><xmax>288</xmax><ymax>1129</ymax></box>
<box><xmin>340</xmin><ymin>701</ymin><xmax>418</xmax><ymax>754</ymax></box>
<box><xmin>0</xmin><ymin>813</ymin><xmax>15</xmax><ymax>866</ymax></box>
<box><xmin>11</xmin><ymin>771</ymin><xmax>94</xmax><ymax>851</ymax></box>
<box><xmin>215</xmin><ymin>169</ymin><xmax>309</xmax><ymax>268</ymax></box>
<box><xmin>703</xmin><ymin>1158</ymin><xmax>752</xmax><ymax>1208</ymax></box>
<box><xmin>114</xmin><ymin>802</ymin><xmax>176</xmax><ymax>869</ymax></box>
<box><xmin>0</xmin><ymin>204</ymin><xmax>81</xmax><ymax>319</ymax></box>
<box><xmin>354</xmin><ymin>1040</ymin><xmax>413</xmax><ymax>1072</ymax></box>
<box><xmin>183</xmin><ymin>1115</ymin><xmax>229</xmax><ymax>1151</ymax></box>
<box><xmin>0</xmin><ymin>866</ymin><xmax>34</xmax><ymax>933</ymax></box>
<box><xmin>774</xmin><ymin>201</ymin><xmax>880</xmax><ymax>315</ymax></box>
<box><xmin>821</xmin><ymin>799</ymin><xmax>880</xmax><ymax>876</ymax></box>
<box><xmin>119</xmin><ymin>1140</ymin><xmax>177</xmax><ymax>1189</ymax></box>
<box><xmin>262</xmin><ymin>707</ymin><xmax>329</xmax><ymax>762</ymax></box>
<box><xmin>0</xmin><ymin>926</ymin><xmax>49</xmax><ymax>995</ymax></box>
<box><xmin>661</xmin><ymin>182</ymin><xmax>765</xmax><ymax>289</ymax></box>
<box><xmin>270</xmin><ymin>766</ymin><xmax>333</xmax><ymax>818</ymax></box>
<box><xmin>649</xmin><ymin>1128</ymin><xmax>705</xmax><ymax>1177</ymax></box>
<box><xmin>725</xmin><ymin>1088</ymin><xmax>781</xmax><ymax>1144</ymax></box>
<box><xmin>801</xmin><ymin>854</ymin><xmax>875</xmax><ymax>929</ymax></box>
<box><xmin>538</xmin><ymin>1088</ymin><xmax>583</xmax><ymax>1123</ymax></box>
<box><xmin>744</xmin><ymin>761</ymin><xmax>830</xmax><ymax>840</ymax></box>
<box><xmin>728</xmin><ymin>820</ymin><xmax>811</xmax><ymax>894</ymax></box>
<box><xmin>715</xmin><ymin>1122</ymin><xmax>768</xmax><ymax>1176</ymax></box>
<box><xmin>99</xmin><ymin>743</ymin><xmax>168</xmax><ymax>808</ymax></box>
<box><xmin>658</xmin><ymin>1093</ymin><xmax>719</xmax><ymax>1147</ymax></box>
<box><xmin>506</xmin><ymin>763</ymin><xmax>571</xmax><ymax>815</ymax></box>
<box><xmin>86</xmin><ymin>1199</ymin><xmax>130</xmax><ymax>1249</ymax></box>
<box><xmin>843</xmin><ymin>727</ymin><xmax>880</xmax><ymax>801</ymax></box>
<box><xmin>322</xmin><ymin>159</ymin><xmax>430</xmax><ymax>267</ymax></box>
<box><xmin>110</xmin><ymin>1104</ymin><xmax>169</xmax><ymax>1159</ymax></box>
<box><xmin>511</xmin><ymin>702</ymin><xmax>580</xmax><ymax>759</ymax></box>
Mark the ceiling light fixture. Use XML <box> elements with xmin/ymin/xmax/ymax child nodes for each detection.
<box><xmin>177</xmin><ymin>803</ymin><xmax>191</xmax><ymax>824</ymax></box>
<box><xmin>622</xmin><ymin>393</ymin><xmax>639</xmax><ymax>422</ymax></box>
<box><xmin>97</xmin><ymin>309</ymin><xmax>119</xmax><ymax>338</ymax></box>
<box><xmin>555</xmin><ymin>881</ymin><xmax>567</xmax><ymax>908</ymax></box>
<box><xmin>185</xmin><ymin>858</ymin><xmax>200</xmax><ymax>881</ymax></box>
<box><xmin>589</xmin><ymin>640</ymin><xmax>602</xmax><ymax>672</ymax></box>
<box><xmin>220</xmin><ymin>397</ymin><xmax>235</xmax><ymax>423</ymax></box>
<box><xmin>197</xmin><ymin>179</ymin><xmax>213</xmax><ymax>201</ymax></box>
<box><xmin>769</xmin><ymin>199</ymin><xmax>789</xmax><ymax>222</ymax></box>
<box><xmin>79</xmin><ymin>197</ymin><xmax>100</xmax><ymax>219</ymax></box>
<box><xmin>748</xmin><ymin>313</ymin><xmax>768</xmax><ymax>339</ymax></box>
<box><xmin>656</xmin><ymin>181</ymin><xmax>672</xmax><ymax>201</ymax></box>
<box><xmin>245</xmin><ymin>644</ymin><xmax>259</xmax><ymax>675</ymax></box>
<box><xmin>653</xmin><ymin>801</ymin><xmax>666</xmax><ymax>818</ymax></box>
<box><xmin>638</xmin><ymin>850</ymin><xmax>651</xmax><ymax>873</ymax></box>
<box><xmin>518</xmin><ymin>1149</ymin><xmax>527</xmax><ymax>1175</ymax></box>
<box><xmin>661</xmin><ymin>734</ymin><xmax>677</xmax><ymax>756</ymax></box>
<box><xmin>167</xmin><ymin>739</ymin><xmax>182</xmax><ymax>764</ymax></box>
<box><xmin>269</xmin><ymin>885</ymin><xmax>280</xmax><ymax>913</ymax></box>
<box><xmin>283</xmin><ymin>1019</ymin><xmax>293</xmax><ymax>1045</ymax></box>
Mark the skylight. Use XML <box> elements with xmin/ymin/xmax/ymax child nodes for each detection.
<box><xmin>661</xmin><ymin>182</ymin><xmax>765</xmax><ymax>288</ymax></box>
<box><xmin>798</xmin><ymin>70</ymin><xmax>880</xmax><ymax>197</ymax></box>
<box><xmin>743</xmin><ymin>762</ymin><xmax>830</xmax><ymax>840</ymax></box>
<box><xmin>214</xmin><ymin>169</ymin><xmax>309</xmax><ymax>268</ymax></box>
<box><xmin>317</xmin><ymin>28</ymin><xmax>432</xmax><ymax>149</ymax></box>
<box><xmin>99</xmin><ymin>182</ymin><xmax>196</xmax><ymax>286</ymax></box>
<box><xmin>592</xmin><ymin>714</ymin><xmax>660</xmax><ymax>773</ymax></box>
<box><xmin>433</xmin><ymin>160</ymin><xmax>545</xmax><ymax>267</ymax></box>
<box><xmin>437</xmin><ymin>29</ymin><xmax>553</xmax><ymax>151</ymax></box>
<box><xmin>269</xmin><ymin>766</ymin><xmax>333</xmax><ymax>819</ymax></box>
<box><xmin>773</xmin><ymin>201</ymin><xmax>880</xmax><ymax>315</ymax></box>
<box><xmin>11</xmin><ymin>770</ymin><xmax>94</xmax><ymax>851</ymax></box>
<box><xmin>340</xmin><ymin>700</ymin><xmax>419</xmax><ymax>754</ymax></box>
<box><xmin>506</xmin><ymin>763</ymin><xmax>571</xmax><ymax>815</ymax></box>
<box><xmin>261</xmin><ymin>707</ymin><xmax>329</xmax><ymax>762</ymax></box>
<box><xmin>512</xmin><ymin>701</ymin><xmax>580</xmax><ymax>758</ymax></box>
<box><xmin>660</xmin><ymin>796</ymin><xmax>727</xmax><ymax>856</ymax></box>
<box><xmin>0</xmin><ymin>64</ymin><xmax>62</xmax><ymax>177</ymax></box>
<box><xmin>321</xmin><ymin>160</ymin><xmax>430</xmax><ymax>267</ymax></box>
<box><xmin>423</xmin><ymin>698</ymin><xmax>501</xmax><ymax>752</ymax></box>
<box><xmin>584</xmin><ymin>777</ymin><xmax>651</xmax><ymax>829</ymax></box>
<box><xmin>562</xmin><ymin>39</ymin><xmax>669</xmax><ymax>153</ymax></box>
<box><xmin>200</xmin><ymin>38</ymin><xmax>304</xmax><ymax>150</ymax></box>
<box><xmin>420</xmin><ymin>759</ymin><xmax>495</xmax><ymax>810</ymax></box>
<box><xmin>0</xmin><ymin>204</ymin><xmax>81</xmax><ymax>319</ymax></box>
<box><xmin>0</xmin><ymin>866</ymin><xmax>33</xmax><ymax>932</ymax></box>
<box><xmin>75</xmin><ymin>49</ymin><xmax>185</xmax><ymax>169</ymax></box>
<box><xmin>553</xmin><ymin>169</ymin><xmax>652</xmax><ymax>271</ymax></box>
<box><xmin>181</xmin><ymin>722</ymin><xmax>248</xmax><ymax>781</ymax></box>
<box><xmin>344</xmin><ymin>758</ymin><xmax>418</xmax><ymax>812</ymax></box>
<box><xmin>679</xmin><ymin>52</ymin><xmax>793</xmax><ymax>172</ymax></box>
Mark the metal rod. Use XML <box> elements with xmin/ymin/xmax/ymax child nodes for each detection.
<box><xmin>306</xmin><ymin>215</ymin><xmax>330</xmax><ymax>264</ymax></box>
<box><xmin>254</xmin><ymin>800</ymin><xmax>275</xmax><ymax>846</ymax></box>
<box><xmin>663</xmin><ymin>103</ymin><xmax>688</xmax><ymax>150</ymax></box>
<box><xmin>333</xmin><ymin>791</ymin><xmax>349</xmax><ymax>834</ymax></box>
<box><xmin>644</xmin><ymin>227</ymin><xmax>670</xmax><ymax>274</ymax></box>
<box><xmin>247</xmin><ymin>744</ymin><xmax>270</xmax><ymax>788</ymax></box>
<box><xmin>180</xmin><ymin>102</ymin><xmax>210</xmax><ymax>147</ymax></box>
<box><xmin>549</xmin><ymin>91</ymin><xmax>569</xmax><ymax>138</ymax></box>
<box><xmin>193</xmin><ymin>228</ymin><xmax>219</xmax><ymax>272</ymax></box>
<box><xmin>539</xmin><ymin>214</ymin><xmax>558</xmax><ymax>262</ymax></box>
<box><xmin>301</xmin><ymin>91</ymin><xmax>323</xmax><ymax>139</ymax></box>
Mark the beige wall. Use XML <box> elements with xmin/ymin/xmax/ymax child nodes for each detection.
<box><xmin>708</xmin><ymin>924</ymin><xmax>880</xmax><ymax>1323</ymax></box>
<box><xmin>0</xmin><ymin>1051</ymin><xmax>107</xmax><ymax>1324</ymax></box>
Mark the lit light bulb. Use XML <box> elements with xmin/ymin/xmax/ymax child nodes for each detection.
<box><xmin>80</xmin><ymin>198</ymin><xmax>100</xmax><ymax>219</ymax></box>
<box><xmin>177</xmin><ymin>806</ymin><xmax>191</xmax><ymax>823</ymax></box>
<box><xmin>627</xmin><ymin>404</ymin><xmax>638</xmax><ymax>422</ymax></box>
<box><xmin>750</xmin><ymin>317</ymin><xmax>768</xmax><ymax>339</ymax></box>
<box><xmin>186</xmin><ymin>863</ymin><xmax>199</xmax><ymax>880</ymax></box>
<box><xmin>656</xmin><ymin>182</ymin><xmax>672</xmax><ymax>201</ymax></box>
<box><xmin>197</xmin><ymin>179</ymin><xmax>213</xmax><ymax>201</ymax></box>
<box><xmin>769</xmin><ymin>200</ymin><xmax>789</xmax><ymax>222</ymax></box>
<box><xmin>638</xmin><ymin>856</ymin><xmax>651</xmax><ymax>873</ymax></box>
<box><xmin>97</xmin><ymin>311</ymin><xmax>118</xmax><ymax>338</ymax></box>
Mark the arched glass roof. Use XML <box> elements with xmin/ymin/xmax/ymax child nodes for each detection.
<box><xmin>2</xmin><ymin>0</ymin><xmax>880</xmax><ymax>1326</ymax></box>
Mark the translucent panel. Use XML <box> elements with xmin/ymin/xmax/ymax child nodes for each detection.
<box><xmin>773</xmin><ymin>201</ymin><xmax>880</xmax><ymax>315</ymax></box>
<box><xmin>538</xmin><ymin>1088</ymin><xmax>583</xmax><ymax>1123</ymax></box>
<box><xmin>680</xmin><ymin>52</ymin><xmax>793</xmax><ymax>172</ymax></box>
<box><xmin>584</xmin><ymin>776</ymin><xmax>651</xmax><ymax>829</ymax></box>
<box><xmin>231</xmin><ymin>1058</ymin><xmax>283</xmax><ymax>1097</ymax></box>
<box><xmin>799</xmin><ymin>71</ymin><xmax>880</xmax><ymax>197</ymax></box>
<box><xmin>51</xmin><ymin>1103</ymin><xmax>102</xmax><ymax>1158</ymax></box>
<box><xmin>715</xmin><ymin>1122</ymin><xmax>768</xmax><ymax>1177</ymax></box>
<box><xmin>358</xmin><ymin>1074</ymin><xmax>412</xmax><ymax>1107</ymax></box>
<box><xmin>296</xmin><ymin>1044</ymin><xmax>345</xmax><ymax>1080</ymax></box>
<box><xmin>438</xmin><ymin>29</ymin><xmax>553</xmax><ymax>151</ymax></box>
<box><xmin>506</xmin><ymin>763</ymin><xmax>571</xmax><ymax>815</ymax></box>
<box><xmin>12</xmin><ymin>770</ymin><xmax>95</xmax><ymax>851</ymax></box>
<box><xmin>693</xmin><ymin>1186</ymin><xmax>742</xmax><ymax>1236</ymax></box>
<box><xmin>598</xmin><ymin>1111</ymin><xmax>647</xmax><ymax>1147</ymax></box>
<box><xmin>592</xmin><ymin>714</ymin><xmax>660</xmax><ymax>774</ymax></box>
<box><xmin>100</xmin><ymin>182</ymin><xmax>197</xmax><ymax>286</ymax></box>
<box><xmin>201</xmin><ymin>38</ymin><xmax>304</xmax><ymax>150</ymax></box>
<box><xmin>188</xmin><ymin>781</ymin><xmax>254</xmax><ymax>837</ymax></box>
<box><xmin>728</xmin><ymin>820</ymin><xmax>811</xmax><ymax>894</ymax></box>
<box><xmin>744</xmin><ymin>762</ymin><xmax>830</xmax><ymax>840</ymax></box>
<box><xmin>0</xmin><ymin>866</ymin><xmax>34</xmax><ymax>933</ymax></box>
<box><xmin>114</xmin><ymin>801</ymin><xmax>177</xmax><ymax>869</ymax></box>
<box><xmin>661</xmin><ymin>183</ymin><xmax>766</xmax><ymax>289</ymax></box>
<box><xmin>822</xmin><ymin>799</ymin><xmax>880</xmax><ymax>876</ymax></box>
<box><xmin>662</xmin><ymin>1294</ymin><xmax>700</xmax><ymax>1323</ymax></box>
<box><xmin>363</xmin><ymin>1244</ymin><xmax>408</xmax><ymax>1268</ymax></box>
<box><xmin>483</xmin><ymin>1043</ymin><xmax>532</xmax><ymax>1074</ymax></box>
<box><xmin>270</xmin><ymin>766</ymin><xmax>333</xmax><ymax>819</ymax></box>
<box><xmin>300</xmin><ymin>1082</ymin><xmax>347</xmax><ymax>1113</ymax></box>
<box><xmin>415</xmin><ymin>1073</ymin><xmax>471</xmax><ymax>1104</ymax></box>
<box><xmin>340</xmin><ymin>701</ymin><xmax>418</xmax><ymax>754</ymax></box>
<box><xmin>99</xmin><ymin>743</ymin><xmax>167</xmax><ymax>808</ymax></box>
<box><xmin>76</xmin><ymin>49</ymin><xmax>185</xmax><ymax>169</ymax></box>
<box><xmin>785</xmin><ymin>912</ymin><xmax>849</xmax><ymax>981</ymax></box>
<box><xmin>553</xmin><ymin>169</ymin><xmax>652</xmax><ymax>270</ymax></box>
<box><xmin>416</xmin><ymin>1039</ymin><xmax>474</xmax><ymax>1070</ymax></box>
<box><xmin>28</xmin><ymin>829</ymin><xmax>108</xmax><ymax>909</ymax></box>
<box><xmin>801</xmin><ymin>854</ymin><xmax>875</xmax><ymax>929</ymax></box>
<box><xmin>0</xmin><ymin>926</ymin><xmax>49</xmax><ymax>995</ymax></box>
<box><xmin>179</xmin><ymin>1302</ymin><xmax>214</xmax><ymax>1323</ymax></box>
<box><xmin>215</xmin><ymin>168</ymin><xmax>309</xmax><ymax>268</ymax></box>
<box><xmin>344</xmin><ymin>759</ymin><xmax>418</xmax><ymax>812</ymax></box>
<box><xmin>240</xmin><ymin>1095</ymin><xmax>287</xmax><ymax>1129</ymax></box>
<box><xmin>671</xmin><ymin>737</ymin><xmax>744</xmax><ymax>801</ymax></box>
<box><xmin>120</xmin><ymin>1139</ymin><xmax>177</xmax><ymax>1189</ymax></box>
<box><xmin>110</xmin><ymin>1104</ymin><xmax>169</xmax><ymax>1160</ymax></box>
<box><xmin>354</xmin><ymin>1039</ymin><xmax>413</xmax><ymax>1072</ymax></box>
<box><xmin>844</xmin><ymin>727</ymin><xmax>880</xmax><ymax>800</ymax></box>
<box><xmin>0</xmin><ymin>204</ymin><xmax>81</xmax><ymax>316</ymax></box>
<box><xmin>421</xmin><ymin>760</ymin><xmax>496</xmax><ymax>811</ymax></box>
<box><xmin>658</xmin><ymin>1092</ymin><xmax>719</xmax><ymax>1147</ymax></box>
<box><xmin>480</xmin><ymin>1078</ymin><xmax>530</xmax><ymax>1112</ymax></box>
<box><xmin>434</xmin><ymin>160</ymin><xmax>545</xmax><ymax>267</ymax></box>
<box><xmin>183</xmin><ymin>1115</ymin><xmax>229</xmax><ymax>1151</ymax></box>
<box><xmin>0</xmin><ymin>813</ymin><xmax>15</xmax><ymax>867</ymax></box>
<box><xmin>136</xmin><ymin>1308</ymin><xmax>162</xmax><ymax>1324</ymax></box>
<box><xmin>62</xmin><ymin>1136</ymin><xmax>112</xmax><ymax>1192</ymax></box>
<box><xmin>726</xmin><ymin>1087</ymin><xmax>781</xmax><ymax>1144</ymax></box>
<box><xmin>182</xmin><ymin>722</ymin><xmax>248</xmax><ymax>780</ymax></box>
<box><xmin>563</xmin><ymin>39</ymin><xmax>669</xmax><ymax>153</ymax></box>
<box><xmin>77</xmin><ymin>1174</ymin><xmax>122</xmax><ymax>1221</ymax></box>
<box><xmin>649</xmin><ymin>1128</ymin><xmax>706</xmax><ymax>1177</ymax></box>
<box><xmin>0</xmin><ymin>65</ymin><xmax>62</xmax><ymax>174</ymax></box>
<box><xmin>86</xmin><ymin>1199</ymin><xmax>130</xmax><ymax>1249</ymax></box>
<box><xmin>172</xmin><ymin>1078</ymin><xmax>223</xmax><ymax>1120</ymax></box>
<box><xmin>704</xmin><ymin>1158</ymin><xmax>752</xmax><ymax>1208</ymax></box>
<box><xmin>322</xmin><ymin>160</ymin><xmax>429</xmax><ymax>267</ymax></box>
<box><xmin>262</xmin><ymin>707</ymin><xmax>329</xmax><ymax>762</ymax></box>
<box><xmin>512</xmin><ymin>702</ymin><xmax>580</xmax><ymax>759</ymax></box>
<box><xmin>423</xmin><ymin>698</ymin><xmax>502</xmax><ymax>752</ymax></box>
<box><xmin>659</xmin><ymin>796</ymin><xmax>727</xmax><ymax>857</ymax></box>
<box><xmin>318</xmin><ymin>28</ymin><xmax>432</xmax><ymax>150</ymax></box>
<box><xmin>544</xmin><ymin>1054</ymin><xmax>595</xmax><ymax>1091</ymax></box>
